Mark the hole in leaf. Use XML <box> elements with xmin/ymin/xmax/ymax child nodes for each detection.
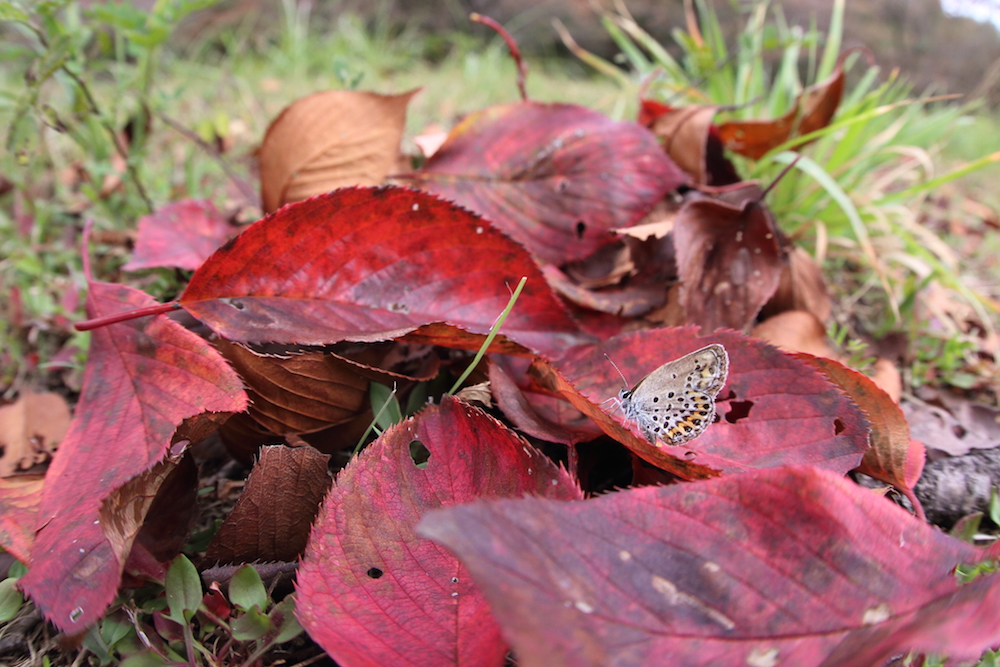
<box><xmin>224</xmin><ymin>298</ymin><xmax>245</xmax><ymax>311</ymax></box>
<box><xmin>834</xmin><ymin>419</ymin><xmax>845</xmax><ymax>435</ymax></box>
<box><xmin>409</xmin><ymin>439</ymin><xmax>430</xmax><ymax>467</ymax></box>
<box><xmin>575</xmin><ymin>221</ymin><xmax>586</xmax><ymax>239</ymax></box>
<box><xmin>366</xmin><ymin>567</ymin><xmax>384</xmax><ymax>579</ymax></box>
<box><xmin>725</xmin><ymin>400</ymin><xmax>753</xmax><ymax>423</ymax></box>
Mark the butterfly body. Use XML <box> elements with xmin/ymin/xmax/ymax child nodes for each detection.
<box><xmin>618</xmin><ymin>344</ymin><xmax>729</xmax><ymax>446</ymax></box>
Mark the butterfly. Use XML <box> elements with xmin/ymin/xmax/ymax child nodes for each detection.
<box><xmin>615</xmin><ymin>344</ymin><xmax>729</xmax><ymax>446</ymax></box>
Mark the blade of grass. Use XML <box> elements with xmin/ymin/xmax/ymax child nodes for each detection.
<box><xmin>353</xmin><ymin>383</ymin><xmax>399</xmax><ymax>456</ymax></box>
<box><xmin>448</xmin><ymin>276</ymin><xmax>527</xmax><ymax>395</ymax></box>
<box><xmin>771</xmin><ymin>151</ymin><xmax>899</xmax><ymax>319</ymax></box>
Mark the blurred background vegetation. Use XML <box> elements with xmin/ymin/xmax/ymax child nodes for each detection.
<box><xmin>0</xmin><ymin>0</ymin><xmax>998</xmax><ymax>402</ymax></box>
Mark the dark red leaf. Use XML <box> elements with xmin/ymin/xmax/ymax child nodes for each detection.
<box><xmin>488</xmin><ymin>356</ymin><xmax>598</xmax><ymax>446</ymax></box>
<box><xmin>19</xmin><ymin>280</ymin><xmax>247</xmax><ymax>633</ymax></box>
<box><xmin>123</xmin><ymin>199</ymin><xmax>239</xmax><ymax>272</ymax></box>
<box><xmin>295</xmin><ymin>396</ymin><xmax>582</xmax><ymax>667</ymax></box>
<box><xmin>406</xmin><ymin>102</ymin><xmax>687</xmax><ymax>264</ymax></box>
<box><xmin>206</xmin><ymin>445</ymin><xmax>331</xmax><ymax>565</ymax></box>
<box><xmin>418</xmin><ymin>465</ymin><xmax>1000</xmax><ymax>667</ymax></box>
<box><xmin>179</xmin><ymin>186</ymin><xmax>582</xmax><ymax>358</ymax></box>
<box><xmin>801</xmin><ymin>354</ymin><xmax>926</xmax><ymax>513</ymax></box>
<box><xmin>674</xmin><ymin>189</ymin><xmax>785</xmax><ymax>332</ymax></box>
<box><xmin>548</xmin><ymin>327</ymin><xmax>870</xmax><ymax>475</ymax></box>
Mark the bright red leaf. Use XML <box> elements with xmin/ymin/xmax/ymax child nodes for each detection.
<box><xmin>547</xmin><ymin>326</ymin><xmax>870</xmax><ymax>475</ymax></box>
<box><xmin>418</xmin><ymin>465</ymin><xmax>1000</xmax><ymax>667</ymax></box>
<box><xmin>123</xmin><ymin>199</ymin><xmax>239</xmax><ymax>272</ymax></box>
<box><xmin>405</xmin><ymin>102</ymin><xmax>687</xmax><ymax>264</ymax></box>
<box><xmin>179</xmin><ymin>186</ymin><xmax>583</xmax><ymax>358</ymax></box>
<box><xmin>19</xmin><ymin>279</ymin><xmax>247</xmax><ymax>633</ymax></box>
<box><xmin>295</xmin><ymin>396</ymin><xmax>582</xmax><ymax>667</ymax></box>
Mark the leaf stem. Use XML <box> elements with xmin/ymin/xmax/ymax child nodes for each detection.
<box><xmin>74</xmin><ymin>302</ymin><xmax>182</xmax><ymax>331</ymax></box>
<box><xmin>448</xmin><ymin>276</ymin><xmax>526</xmax><ymax>395</ymax></box>
<box><xmin>470</xmin><ymin>13</ymin><xmax>529</xmax><ymax>101</ymax></box>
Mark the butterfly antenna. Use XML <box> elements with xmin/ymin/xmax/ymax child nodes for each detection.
<box><xmin>604</xmin><ymin>353</ymin><xmax>630</xmax><ymax>389</ymax></box>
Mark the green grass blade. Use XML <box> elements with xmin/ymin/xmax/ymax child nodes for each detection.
<box><xmin>448</xmin><ymin>276</ymin><xmax>527</xmax><ymax>395</ymax></box>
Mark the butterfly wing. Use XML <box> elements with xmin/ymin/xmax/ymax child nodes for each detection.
<box><xmin>620</xmin><ymin>344</ymin><xmax>729</xmax><ymax>445</ymax></box>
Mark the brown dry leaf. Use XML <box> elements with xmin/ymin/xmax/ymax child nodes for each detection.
<box><xmin>716</xmin><ymin>51</ymin><xmax>849</xmax><ymax>159</ymax></box>
<box><xmin>752</xmin><ymin>310</ymin><xmax>835</xmax><ymax>358</ymax></box>
<box><xmin>903</xmin><ymin>389</ymin><xmax>1000</xmax><ymax>457</ymax></box>
<box><xmin>759</xmin><ymin>245</ymin><xmax>831</xmax><ymax>323</ymax></box>
<box><xmin>0</xmin><ymin>474</ymin><xmax>45</xmax><ymax>563</ymax></box>
<box><xmin>413</xmin><ymin>125</ymin><xmax>449</xmax><ymax>158</ymax></box>
<box><xmin>638</xmin><ymin>101</ymin><xmax>740</xmax><ymax>186</ymax></box>
<box><xmin>613</xmin><ymin>200</ymin><xmax>677</xmax><ymax>241</ymax></box>
<box><xmin>101</xmin><ymin>455</ymin><xmax>197</xmax><ymax>571</ymax></box>
<box><xmin>643</xmin><ymin>103</ymin><xmax>718</xmax><ymax>184</ymax></box>
<box><xmin>0</xmin><ymin>391</ymin><xmax>71</xmax><ymax>477</ymax></box>
<box><xmin>543</xmin><ymin>265</ymin><xmax>666</xmax><ymax>317</ymax></box>
<box><xmin>205</xmin><ymin>445</ymin><xmax>331</xmax><ymax>564</ymax></box>
<box><xmin>673</xmin><ymin>189</ymin><xmax>785</xmax><ymax>332</ymax></box>
<box><xmin>871</xmin><ymin>358</ymin><xmax>903</xmax><ymax>404</ymax></box>
<box><xmin>259</xmin><ymin>89</ymin><xmax>419</xmax><ymax>213</ymax></box>
<box><xmin>454</xmin><ymin>381</ymin><xmax>492</xmax><ymax>408</ymax></box>
<box><xmin>215</xmin><ymin>340</ymin><xmax>434</xmax><ymax>436</ymax></box>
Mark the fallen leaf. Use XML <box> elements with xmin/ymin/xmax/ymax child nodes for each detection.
<box><xmin>123</xmin><ymin>199</ymin><xmax>239</xmax><ymax>272</ymax></box>
<box><xmin>545</xmin><ymin>326</ymin><xmax>870</xmax><ymax>476</ymax></box>
<box><xmin>871</xmin><ymin>358</ymin><xmax>903</xmax><ymax>404</ymax></box>
<box><xmin>488</xmin><ymin>356</ymin><xmax>598</xmax><ymax>446</ymax></box>
<box><xmin>759</xmin><ymin>245</ymin><xmax>832</xmax><ymax>324</ymax></box>
<box><xmin>639</xmin><ymin>100</ymin><xmax>739</xmax><ymax>185</ymax></box>
<box><xmin>259</xmin><ymin>89</ymin><xmax>418</xmax><ymax>213</ymax></box>
<box><xmin>752</xmin><ymin>310</ymin><xmax>835</xmax><ymax>358</ymax></box>
<box><xmin>214</xmin><ymin>341</ymin><xmax>369</xmax><ymax>435</ymax></box>
<box><xmin>716</xmin><ymin>51</ymin><xmax>850</xmax><ymax>159</ymax></box>
<box><xmin>542</xmin><ymin>265</ymin><xmax>666</xmax><ymax>317</ymax></box>
<box><xmin>0</xmin><ymin>474</ymin><xmax>44</xmax><ymax>564</ymax></box>
<box><xmin>902</xmin><ymin>390</ymin><xmax>1000</xmax><ymax>457</ymax></box>
<box><xmin>0</xmin><ymin>391</ymin><xmax>70</xmax><ymax>477</ymax></box>
<box><xmin>19</xmin><ymin>280</ymin><xmax>248</xmax><ymax>633</ymax></box>
<box><xmin>413</xmin><ymin>125</ymin><xmax>448</xmax><ymax>158</ymax></box>
<box><xmin>406</xmin><ymin>102</ymin><xmax>686</xmax><ymax>264</ymax></box>
<box><xmin>129</xmin><ymin>453</ymin><xmax>199</xmax><ymax>566</ymax></box>
<box><xmin>295</xmin><ymin>396</ymin><xmax>582</xmax><ymax>666</ymax></box>
<box><xmin>418</xmin><ymin>466</ymin><xmax>1000</xmax><ymax>667</ymax></box>
<box><xmin>101</xmin><ymin>455</ymin><xmax>197</xmax><ymax>584</ymax></box>
<box><xmin>206</xmin><ymin>445</ymin><xmax>331</xmax><ymax>565</ymax></box>
<box><xmin>673</xmin><ymin>189</ymin><xmax>785</xmax><ymax>332</ymax></box>
<box><xmin>180</xmin><ymin>187</ymin><xmax>583</xmax><ymax>357</ymax></box>
<box><xmin>799</xmin><ymin>354</ymin><xmax>924</xmax><ymax>509</ymax></box>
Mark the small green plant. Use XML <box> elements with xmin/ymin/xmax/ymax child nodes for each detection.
<box><xmin>909</xmin><ymin>332</ymin><xmax>978</xmax><ymax>390</ymax></box>
<box><xmin>81</xmin><ymin>556</ymin><xmax>302</xmax><ymax>666</ymax></box>
<box><xmin>0</xmin><ymin>561</ymin><xmax>27</xmax><ymax>623</ymax></box>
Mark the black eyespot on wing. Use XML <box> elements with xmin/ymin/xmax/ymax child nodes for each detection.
<box><xmin>652</xmin><ymin>397</ymin><xmax>659</xmax><ymax>403</ymax></box>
